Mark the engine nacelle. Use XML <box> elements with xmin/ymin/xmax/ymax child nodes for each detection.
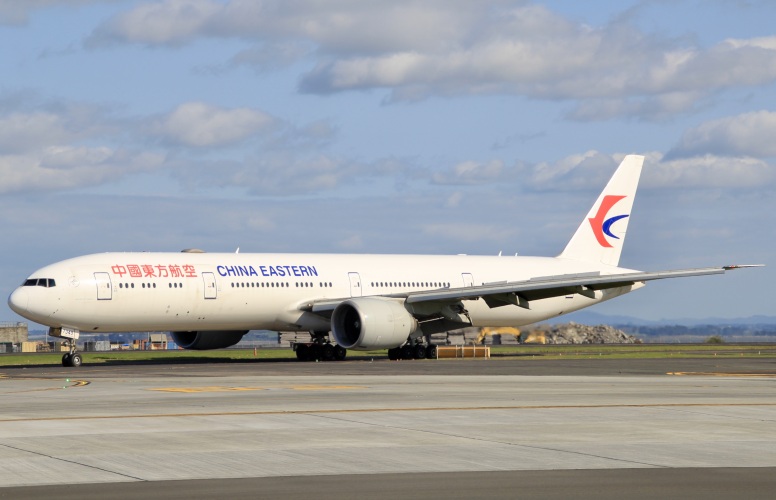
<box><xmin>331</xmin><ymin>298</ymin><xmax>418</xmax><ymax>350</ymax></box>
<box><xmin>170</xmin><ymin>330</ymin><xmax>248</xmax><ymax>350</ymax></box>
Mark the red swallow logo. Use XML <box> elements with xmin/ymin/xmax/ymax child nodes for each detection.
<box><xmin>589</xmin><ymin>195</ymin><xmax>628</xmax><ymax>248</ymax></box>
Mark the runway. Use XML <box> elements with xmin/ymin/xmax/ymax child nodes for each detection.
<box><xmin>1</xmin><ymin>357</ymin><xmax>775</xmax><ymax>498</ymax></box>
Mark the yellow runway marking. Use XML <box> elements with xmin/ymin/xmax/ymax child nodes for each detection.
<box><xmin>289</xmin><ymin>385</ymin><xmax>365</xmax><ymax>391</ymax></box>
<box><xmin>668</xmin><ymin>372</ymin><xmax>776</xmax><ymax>378</ymax></box>
<box><xmin>150</xmin><ymin>386</ymin><xmax>268</xmax><ymax>393</ymax></box>
<box><xmin>0</xmin><ymin>373</ymin><xmax>90</xmax><ymax>393</ymax></box>
<box><xmin>149</xmin><ymin>384</ymin><xmax>366</xmax><ymax>393</ymax></box>
<box><xmin>1</xmin><ymin>402</ymin><xmax>775</xmax><ymax>424</ymax></box>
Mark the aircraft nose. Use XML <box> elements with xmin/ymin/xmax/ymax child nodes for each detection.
<box><xmin>8</xmin><ymin>287</ymin><xmax>28</xmax><ymax>315</ymax></box>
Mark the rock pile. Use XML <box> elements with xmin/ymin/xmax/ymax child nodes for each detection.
<box><xmin>539</xmin><ymin>322</ymin><xmax>640</xmax><ymax>344</ymax></box>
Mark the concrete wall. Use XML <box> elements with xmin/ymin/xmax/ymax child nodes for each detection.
<box><xmin>0</xmin><ymin>323</ymin><xmax>28</xmax><ymax>344</ymax></box>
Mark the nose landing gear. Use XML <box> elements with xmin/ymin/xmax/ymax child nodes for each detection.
<box><xmin>48</xmin><ymin>327</ymin><xmax>83</xmax><ymax>368</ymax></box>
<box><xmin>61</xmin><ymin>339</ymin><xmax>82</xmax><ymax>367</ymax></box>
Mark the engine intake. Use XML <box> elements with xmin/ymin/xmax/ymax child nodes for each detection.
<box><xmin>170</xmin><ymin>330</ymin><xmax>248</xmax><ymax>350</ymax></box>
<box><xmin>331</xmin><ymin>298</ymin><xmax>418</xmax><ymax>350</ymax></box>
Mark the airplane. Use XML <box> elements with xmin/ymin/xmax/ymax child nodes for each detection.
<box><xmin>7</xmin><ymin>155</ymin><xmax>760</xmax><ymax>367</ymax></box>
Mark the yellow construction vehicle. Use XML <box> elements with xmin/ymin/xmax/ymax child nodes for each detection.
<box><xmin>477</xmin><ymin>327</ymin><xmax>521</xmax><ymax>344</ymax></box>
<box><xmin>476</xmin><ymin>327</ymin><xmax>549</xmax><ymax>344</ymax></box>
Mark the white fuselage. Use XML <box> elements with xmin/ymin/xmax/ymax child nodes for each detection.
<box><xmin>8</xmin><ymin>252</ymin><xmax>639</xmax><ymax>333</ymax></box>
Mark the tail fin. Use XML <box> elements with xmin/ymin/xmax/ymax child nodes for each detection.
<box><xmin>559</xmin><ymin>154</ymin><xmax>644</xmax><ymax>267</ymax></box>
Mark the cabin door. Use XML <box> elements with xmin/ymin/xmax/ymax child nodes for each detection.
<box><xmin>203</xmin><ymin>272</ymin><xmax>217</xmax><ymax>299</ymax></box>
<box><xmin>95</xmin><ymin>272</ymin><xmax>112</xmax><ymax>300</ymax></box>
<box><xmin>348</xmin><ymin>272</ymin><xmax>362</xmax><ymax>297</ymax></box>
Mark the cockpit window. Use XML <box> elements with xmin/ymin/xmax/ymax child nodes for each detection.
<box><xmin>23</xmin><ymin>278</ymin><xmax>56</xmax><ymax>288</ymax></box>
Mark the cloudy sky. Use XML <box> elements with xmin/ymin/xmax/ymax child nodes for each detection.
<box><xmin>1</xmin><ymin>0</ymin><xmax>773</xmax><ymax>325</ymax></box>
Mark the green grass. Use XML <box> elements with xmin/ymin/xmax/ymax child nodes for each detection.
<box><xmin>0</xmin><ymin>348</ymin><xmax>385</xmax><ymax>366</ymax></box>
<box><xmin>488</xmin><ymin>343</ymin><xmax>776</xmax><ymax>359</ymax></box>
<box><xmin>1</xmin><ymin>344</ymin><xmax>775</xmax><ymax>366</ymax></box>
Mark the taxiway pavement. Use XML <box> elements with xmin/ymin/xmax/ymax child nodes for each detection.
<box><xmin>1</xmin><ymin>357</ymin><xmax>775</xmax><ymax>498</ymax></box>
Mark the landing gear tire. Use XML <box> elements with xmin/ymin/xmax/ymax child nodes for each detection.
<box><xmin>388</xmin><ymin>347</ymin><xmax>400</xmax><ymax>360</ymax></box>
<box><xmin>295</xmin><ymin>344</ymin><xmax>309</xmax><ymax>361</ymax></box>
<box><xmin>334</xmin><ymin>345</ymin><xmax>347</xmax><ymax>361</ymax></box>
<box><xmin>322</xmin><ymin>343</ymin><xmax>335</xmax><ymax>362</ymax></box>
<box><xmin>413</xmin><ymin>344</ymin><xmax>427</xmax><ymax>359</ymax></box>
<box><xmin>400</xmin><ymin>344</ymin><xmax>414</xmax><ymax>360</ymax></box>
<box><xmin>426</xmin><ymin>345</ymin><xmax>438</xmax><ymax>359</ymax></box>
<box><xmin>308</xmin><ymin>343</ymin><xmax>322</xmax><ymax>361</ymax></box>
<box><xmin>62</xmin><ymin>352</ymin><xmax>82</xmax><ymax>367</ymax></box>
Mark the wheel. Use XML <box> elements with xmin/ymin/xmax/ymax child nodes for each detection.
<box><xmin>322</xmin><ymin>343</ymin><xmax>335</xmax><ymax>361</ymax></box>
<box><xmin>70</xmin><ymin>353</ymin><xmax>82</xmax><ymax>367</ymax></box>
<box><xmin>308</xmin><ymin>343</ymin><xmax>322</xmax><ymax>361</ymax></box>
<box><xmin>62</xmin><ymin>353</ymin><xmax>72</xmax><ymax>367</ymax></box>
<box><xmin>413</xmin><ymin>344</ymin><xmax>427</xmax><ymax>359</ymax></box>
<box><xmin>295</xmin><ymin>344</ymin><xmax>309</xmax><ymax>361</ymax></box>
<box><xmin>426</xmin><ymin>345</ymin><xmax>438</xmax><ymax>359</ymax></box>
<box><xmin>400</xmin><ymin>344</ymin><xmax>414</xmax><ymax>360</ymax></box>
<box><xmin>334</xmin><ymin>345</ymin><xmax>347</xmax><ymax>361</ymax></box>
<box><xmin>387</xmin><ymin>347</ymin><xmax>400</xmax><ymax>360</ymax></box>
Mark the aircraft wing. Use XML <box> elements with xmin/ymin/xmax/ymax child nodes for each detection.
<box><xmin>306</xmin><ymin>265</ymin><xmax>759</xmax><ymax>315</ymax></box>
<box><xmin>404</xmin><ymin>266</ymin><xmax>731</xmax><ymax>308</ymax></box>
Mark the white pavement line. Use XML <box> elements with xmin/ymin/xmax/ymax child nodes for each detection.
<box><xmin>307</xmin><ymin>412</ymin><xmax>668</xmax><ymax>469</ymax></box>
<box><xmin>0</xmin><ymin>442</ymin><xmax>146</xmax><ymax>482</ymax></box>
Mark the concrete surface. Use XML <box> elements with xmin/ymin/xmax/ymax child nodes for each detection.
<box><xmin>1</xmin><ymin>357</ymin><xmax>775</xmax><ymax>498</ymax></box>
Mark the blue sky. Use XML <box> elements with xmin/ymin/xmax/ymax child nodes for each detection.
<box><xmin>1</xmin><ymin>0</ymin><xmax>773</xmax><ymax>325</ymax></box>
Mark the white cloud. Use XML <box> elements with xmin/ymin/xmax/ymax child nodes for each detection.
<box><xmin>422</xmin><ymin>223</ymin><xmax>518</xmax><ymax>243</ymax></box>
<box><xmin>526</xmin><ymin>151</ymin><xmax>776</xmax><ymax>191</ymax></box>
<box><xmin>427</xmin><ymin>149</ymin><xmax>776</xmax><ymax>193</ymax></box>
<box><xmin>670</xmin><ymin>111</ymin><xmax>776</xmax><ymax>158</ymax></box>
<box><xmin>90</xmin><ymin>0</ymin><xmax>481</xmax><ymax>51</ymax></box>
<box><xmin>724</xmin><ymin>35</ymin><xmax>776</xmax><ymax>51</ymax></box>
<box><xmin>0</xmin><ymin>146</ymin><xmax>166</xmax><ymax>194</ymax></box>
<box><xmin>445</xmin><ymin>192</ymin><xmax>463</xmax><ymax>208</ymax></box>
<box><xmin>0</xmin><ymin>112</ymin><xmax>73</xmax><ymax>153</ymax></box>
<box><xmin>89</xmin><ymin>0</ymin><xmax>221</xmax><ymax>46</ymax></box>
<box><xmin>171</xmin><ymin>152</ymin><xmax>417</xmax><ymax>196</ymax></box>
<box><xmin>300</xmin><ymin>13</ymin><xmax>776</xmax><ymax>106</ymax></box>
<box><xmin>428</xmin><ymin>151</ymin><xmax>620</xmax><ymax>191</ymax></box>
<box><xmin>228</xmin><ymin>42</ymin><xmax>312</xmax><ymax>72</ymax></box>
<box><xmin>150</xmin><ymin>102</ymin><xmax>275</xmax><ymax>148</ymax></box>
<box><xmin>432</xmin><ymin>159</ymin><xmax>505</xmax><ymax>185</ymax></box>
<box><xmin>338</xmin><ymin>234</ymin><xmax>364</xmax><ymax>250</ymax></box>
<box><xmin>0</xmin><ymin>102</ymin><xmax>116</xmax><ymax>154</ymax></box>
<box><xmin>88</xmin><ymin>1</ymin><xmax>776</xmax><ymax>119</ymax></box>
<box><xmin>642</xmin><ymin>152</ymin><xmax>776</xmax><ymax>190</ymax></box>
<box><xmin>0</xmin><ymin>0</ymin><xmax>104</xmax><ymax>25</ymax></box>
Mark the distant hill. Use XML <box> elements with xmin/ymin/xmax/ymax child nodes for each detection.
<box><xmin>551</xmin><ymin>311</ymin><xmax>776</xmax><ymax>327</ymax></box>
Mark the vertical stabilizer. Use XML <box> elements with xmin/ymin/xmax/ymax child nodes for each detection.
<box><xmin>559</xmin><ymin>155</ymin><xmax>644</xmax><ymax>267</ymax></box>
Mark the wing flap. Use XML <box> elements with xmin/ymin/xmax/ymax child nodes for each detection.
<box><xmin>405</xmin><ymin>267</ymin><xmax>729</xmax><ymax>307</ymax></box>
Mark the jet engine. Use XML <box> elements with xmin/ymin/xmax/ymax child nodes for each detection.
<box><xmin>331</xmin><ymin>298</ymin><xmax>418</xmax><ymax>350</ymax></box>
<box><xmin>170</xmin><ymin>330</ymin><xmax>248</xmax><ymax>350</ymax></box>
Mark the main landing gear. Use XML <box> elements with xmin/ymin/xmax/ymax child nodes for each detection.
<box><xmin>61</xmin><ymin>339</ymin><xmax>82</xmax><ymax>367</ymax></box>
<box><xmin>295</xmin><ymin>343</ymin><xmax>347</xmax><ymax>362</ymax></box>
<box><xmin>294</xmin><ymin>331</ymin><xmax>347</xmax><ymax>362</ymax></box>
<box><xmin>388</xmin><ymin>342</ymin><xmax>437</xmax><ymax>360</ymax></box>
